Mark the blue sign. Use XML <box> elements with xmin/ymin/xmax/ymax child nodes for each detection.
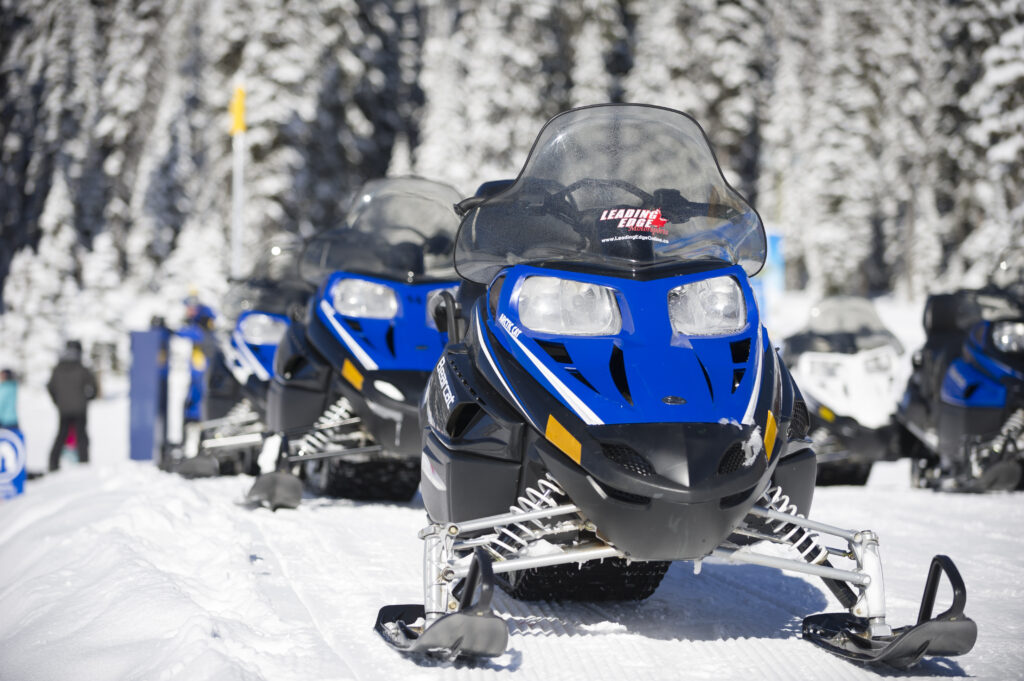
<box><xmin>0</xmin><ymin>427</ymin><xmax>27</xmax><ymax>499</ymax></box>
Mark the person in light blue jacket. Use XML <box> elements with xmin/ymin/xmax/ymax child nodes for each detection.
<box><xmin>0</xmin><ymin>368</ymin><xmax>18</xmax><ymax>430</ymax></box>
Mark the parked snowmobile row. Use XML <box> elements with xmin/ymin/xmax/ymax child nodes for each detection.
<box><xmin>161</xmin><ymin>104</ymin><xmax>985</xmax><ymax>671</ymax></box>
<box><xmin>245</xmin><ymin>178</ymin><xmax>463</xmax><ymax>510</ymax></box>
<box><xmin>171</xmin><ymin>234</ymin><xmax>313</xmax><ymax>478</ymax></box>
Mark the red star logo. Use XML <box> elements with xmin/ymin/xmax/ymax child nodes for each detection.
<box><xmin>650</xmin><ymin>209</ymin><xmax>667</xmax><ymax>228</ymax></box>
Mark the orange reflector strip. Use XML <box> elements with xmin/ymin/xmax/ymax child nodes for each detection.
<box><xmin>342</xmin><ymin>358</ymin><xmax>364</xmax><ymax>391</ymax></box>
<box><xmin>545</xmin><ymin>414</ymin><xmax>581</xmax><ymax>465</ymax></box>
<box><xmin>764</xmin><ymin>410</ymin><xmax>778</xmax><ymax>461</ymax></box>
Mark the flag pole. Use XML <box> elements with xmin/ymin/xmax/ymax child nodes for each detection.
<box><xmin>229</xmin><ymin>85</ymin><xmax>246</xmax><ymax>280</ymax></box>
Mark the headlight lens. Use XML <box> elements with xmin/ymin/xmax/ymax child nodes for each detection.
<box><xmin>518</xmin><ymin>276</ymin><xmax>621</xmax><ymax>336</ymax></box>
<box><xmin>993</xmin><ymin>321</ymin><xmax>1024</xmax><ymax>353</ymax></box>
<box><xmin>239</xmin><ymin>313</ymin><xmax>289</xmax><ymax>346</ymax></box>
<box><xmin>332</xmin><ymin>278</ymin><xmax>398</xmax><ymax>319</ymax></box>
<box><xmin>668</xmin><ymin>276</ymin><xmax>746</xmax><ymax>336</ymax></box>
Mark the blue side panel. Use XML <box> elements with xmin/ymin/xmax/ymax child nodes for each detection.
<box><xmin>315</xmin><ymin>273</ymin><xmax>455</xmax><ymax>372</ymax></box>
<box><xmin>129</xmin><ymin>329</ymin><xmax>163</xmax><ymax>461</ymax></box>
<box><xmin>0</xmin><ymin>427</ymin><xmax>27</xmax><ymax>498</ymax></box>
<box><xmin>940</xmin><ymin>357</ymin><xmax>1006</xmax><ymax>408</ymax></box>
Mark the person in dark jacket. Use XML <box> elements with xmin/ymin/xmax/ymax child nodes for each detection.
<box><xmin>47</xmin><ymin>340</ymin><xmax>98</xmax><ymax>471</ymax></box>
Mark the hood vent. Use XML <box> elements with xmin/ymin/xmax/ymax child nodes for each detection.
<box><xmin>602</xmin><ymin>443</ymin><xmax>655</xmax><ymax>477</ymax></box>
<box><xmin>609</xmin><ymin>345</ymin><xmax>633</xmax><ymax>405</ymax></box>
<box><xmin>730</xmin><ymin>338</ymin><xmax>751</xmax><ymax>364</ymax></box>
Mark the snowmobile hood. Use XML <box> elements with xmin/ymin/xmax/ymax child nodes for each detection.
<box><xmin>313</xmin><ymin>271</ymin><xmax>457</xmax><ymax>374</ymax></box>
<box><xmin>476</xmin><ymin>263</ymin><xmax>764</xmax><ymax>428</ymax></box>
<box><xmin>454</xmin><ymin>104</ymin><xmax>766</xmax><ymax>285</ymax></box>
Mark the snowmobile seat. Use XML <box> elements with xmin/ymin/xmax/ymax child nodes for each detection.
<box><xmin>918</xmin><ymin>293</ymin><xmax>979</xmax><ymax>404</ymax></box>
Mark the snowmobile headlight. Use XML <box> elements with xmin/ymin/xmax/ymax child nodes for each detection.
<box><xmin>518</xmin><ymin>276</ymin><xmax>621</xmax><ymax>336</ymax></box>
<box><xmin>992</xmin><ymin>321</ymin><xmax>1024</xmax><ymax>353</ymax></box>
<box><xmin>668</xmin><ymin>276</ymin><xmax>746</xmax><ymax>336</ymax></box>
<box><xmin>332</xmin><ymin>278</ymin><xmax>398</xmax><ymax>319</ymax></box>
<box><xmin>238</xmin><ymin>313</ymin><xmax>288</xmax><ymax>346</ymax></box>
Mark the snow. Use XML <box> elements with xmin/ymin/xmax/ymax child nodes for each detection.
<box><xmin>3</xmin><ymin>330</ymin><xmax>1024</xmax><ymax>680</ymax></box>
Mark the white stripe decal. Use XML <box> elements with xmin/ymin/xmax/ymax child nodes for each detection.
<box><xmin>742</xmin><ymin>324</ymin><xmax>763</xmax><ymax>425</ymax></box>
<box><xmin>475</xmin><ymin>312</ymin><xmax>530</xmax><ymax>421</ymax></box>
<box><xmin>505</xmin><ymin>330</ymin><xmax>604</xmax><ymax>426</ymax></box>
<box><xmin>232</xmin><ymin>330</ymin><xmax>271</xmax><ymax>382</ymax></box>
<box><xmin>318</xmin><ymin>299</ymin><xmax>379</xmax><ymax>371</ymax></box>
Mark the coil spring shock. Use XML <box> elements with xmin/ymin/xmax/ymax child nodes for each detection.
<box><xmin>760</xmin><ymin>484</ymin><xmax>858</xmax><ymax>608</ymax></box>
<box><xmin>225</xmin><ymin>399</ymin><xmax>257</xmax><ymax>421</ymax></box>
<box><xmin>759</xmin><ymin>484</ymin><xmax>827</xmax><ymax>564</ymax></box>
<box><xmin>486</xmin><ymin>477</ymin><xmax>569</xmax><ymax>559</ymax></box>
<box><xmin>296</xmin><ymin>396</ymin><xmax>355</xmax><ymax>457</ymax></box>
<box><xmin>992</xmin><ymin>409</ymin><xmax>1024</xmax><ymax>457</ymax></box>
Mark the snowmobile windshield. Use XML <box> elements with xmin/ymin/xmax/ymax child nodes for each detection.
<box><xmin>221</xmin><ymin>234</ymin><xmax>308</xmax><ymax>321</ymax></box>
<box><xmin>803</xmin><ymin>297</ymin><xmax>900</xmax><ymax>353</ymax></box>
<box><xmin>454</xmin><ymin>104</ymin><xmax>766</xmax><ymax>284</ymax></box>
<box><xmin>300</xmin><ymin>178</ymin><xmax>461</xmax><ymax>285</ymax></box>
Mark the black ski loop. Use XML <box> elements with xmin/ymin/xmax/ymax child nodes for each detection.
<box><xmin>459</xmin><ymin>547</ymin><xmax>497</xmax><ymax>615</ymax></box>
<box><xmin>918</xmin><ymin>555</ymin><xmax>967</xmax><ymax>624</ymax></box>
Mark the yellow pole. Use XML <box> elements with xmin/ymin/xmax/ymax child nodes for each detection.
<box><xmin>229</xmin><ymin>86</ymin><xmax>246</xmax><ymax>279</ymax></box>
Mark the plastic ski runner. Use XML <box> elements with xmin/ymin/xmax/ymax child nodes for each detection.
<box><xmin>803</xmin><ymin>556</ymin><xmax>977</xmax><ymax>669</ymax></box>
<box><xmin>375</xmin><ymin>548</ymin><xmax>508</xmax><ymax>660</ymax></box>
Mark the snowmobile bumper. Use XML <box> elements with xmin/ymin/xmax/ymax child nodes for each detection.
<box><xmin>375</xmin><ymin>548</ymin><xmax>508</xmax><ymax>660</ymax></box>
<box><xmin>803</xmin><ymin>555</ymin><xmax>977</xmax><ymax>669</ymax></box>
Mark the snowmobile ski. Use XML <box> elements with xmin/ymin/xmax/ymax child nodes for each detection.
<box><xmin>803</xmin><ymin>555</ymin><xmax>977</xmax><ymax>669</ymax></box>
<box><xmin>375</xmin><ymin>548</ymin><xmax>508</xmax><ymax>660</ymax></box>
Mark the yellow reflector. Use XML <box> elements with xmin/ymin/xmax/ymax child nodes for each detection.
<box><xmin>341</xmin><ymin>358</ymin><xmax>364</xmax><ymax>391</ymax></box>
<box><xmin>191</xmin><ymin>348</ymin><xmax>207</xmax><ymax>371</ymax></box>
<box><xmin>545</xmin><ymin>414</ymin><xmax>581</xmax><ymax>465</ymax></box>
<box><xmin>764</xmin><ymin>410</ymin><xmax>778</xmax><ymax>461</ymax></box>
<box><xmin>818</xmin><ymin>405</ymin><xmax>836</xmax><ymax>423</ymax></box>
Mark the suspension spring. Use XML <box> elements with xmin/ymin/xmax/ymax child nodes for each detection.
<box><xmin>992</xmin><ymin>409</ymin><xmax>1024</xmax><ymax>456</ymax></box>
<box><xmin>759</xmin><ymin>485</ymin><xmax>828</xmax><ymax>565</ymax></box>
<box><xmin>296</xmin><ymin>396</ymin><xmax>355</xmax><ymax>458</ymax></box>
<box><xmin>225</xmin><ymin>399</ymin><xmax>257</xmax><ymax>421</ymax></box>
<box><xmin>486</xmin><ymin>477</ymin><xmax>569</xmax><ymax>559</ymax></box>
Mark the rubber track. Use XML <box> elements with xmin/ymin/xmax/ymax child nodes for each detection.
<box><xmin>310</xmin><ymin>458</ymin><xmax>420</xmax><ymax>501</ymax></box>
<box><xmin>500</xmin><ymin>557</ymin><xmax>670</xmax><ymax>602</ymax></box>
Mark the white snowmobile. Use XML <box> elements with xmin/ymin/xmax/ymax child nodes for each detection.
<box><xmin>784</xmin><ymin>297</ymin><xmax>906</xmax><ymax>485</ymax></box>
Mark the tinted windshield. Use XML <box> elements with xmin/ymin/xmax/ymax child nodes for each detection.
<box><xmin>454</xmin><ymin>105</ymin><xmax>766</xmax><ymax>284</ymax></box>
<box><xmin>791</xmin><ymin>297</ymin><xmax>901</xmax><ymax>353</ymax></box>
<box><xmin>222</xmin><ymin>234</ymin><xmax>308</xmax><ymax>321</ymax></box>
<box><xmin>807</xmin><ymin>298</ymin><xmax>889</xmax><ymax>336</ymax></box>
<box><xmin>300</xmin><ymin>178</ymin><xmax>461</xmax><ymax>285</ymax></box>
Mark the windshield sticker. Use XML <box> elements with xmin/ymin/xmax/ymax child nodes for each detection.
<box><xmin>599</xmin><ymin>208</ymin><xmax>669</xmax><ymax>235</ymax></box>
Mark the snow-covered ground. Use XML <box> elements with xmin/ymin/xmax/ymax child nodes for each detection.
<box><xmin>2</xmin><ymin>301</ymin><xmax>1022</xmax><ymax>680</ymax></box>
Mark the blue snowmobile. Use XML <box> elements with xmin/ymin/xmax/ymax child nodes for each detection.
<box><xmin>374</xmin><ymin>104</ymin><xmax>976</xmax><ymax>669</ymax></box>
<box><xmin>246</xmin><ymin>178</ymin><xmax>462</xmax><ymax>509</ymax></box>
<box><xmin>896</xmin><ymin>256</ymin><xmax>1024</xmax><ymax>491</ymax></box>
<box><xmin>176</xmin><ymin>234</ymin><xmax>313</xmax><ymax>478</ymax></box>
